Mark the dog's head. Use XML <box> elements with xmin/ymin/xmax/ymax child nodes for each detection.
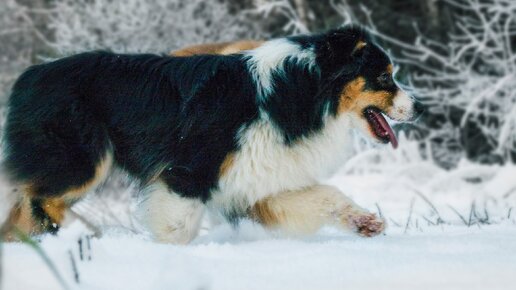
<box><xmin>308</xmin><ymin>26</ymin><xmax>423</xmax><ymax>148</ymax></box>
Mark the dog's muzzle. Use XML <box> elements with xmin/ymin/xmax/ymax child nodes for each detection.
<box><xmin>387</xmin><ymin>90</ymin><xmax>424</xmax><ymax>122</ymax></box>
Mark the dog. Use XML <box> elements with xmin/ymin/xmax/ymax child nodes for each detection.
<box><xmin>1</xmin><ymin>26</ymin><xmax>422</xmax><ymax>243</ymax></box>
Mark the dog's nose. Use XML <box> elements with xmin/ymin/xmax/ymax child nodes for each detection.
<box><xmin>413</xmin><ymin>100</ymin><xmax>425</xmax><ymax>119</ymax></box>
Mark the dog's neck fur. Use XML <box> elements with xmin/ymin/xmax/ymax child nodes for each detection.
<box><xmin>211</xmin><ymin>113</ymin><xmax>355</xmax><ymax>217</ymax></box>
<box><xmin>245</xmin><ymin>38</ymin><xmax>318</xmax><ymax>103</ymax></box>
<box><xmin>244</xmin><ymin>37</ymin><xmax>340</xmax><ymax>145</ymax></box>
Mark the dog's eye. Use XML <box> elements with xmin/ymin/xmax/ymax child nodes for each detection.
<box><xmin>378</xmin><ymin>72</ymin><xmax>393</xmax><ymax>86</ymax></box>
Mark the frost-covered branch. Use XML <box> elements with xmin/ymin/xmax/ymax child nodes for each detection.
<box><xmin>0</xmin><ymin>0</ymin><xmax>51</xmax><ymax>103</ymax></box>
<box><xmin>46</xmin><ymin>0</ymin><xmax>259</xmax><ymax>54</ymax></box>
<box><xmin>358</xmin><ymin>0</ymin><xmax>516</xmax><ymax>166</ymax></box>
<box><xmin>252</xmin><ymin>0</ymin><xmax>310</xmax><ymax>34</ymax></box>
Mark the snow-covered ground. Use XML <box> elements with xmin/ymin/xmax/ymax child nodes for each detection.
<box><xmin>2</xmin><ymin>140</ymin><xmax>516</xmax><ymax>290</ymax></box>
<box><xmin>3</xmin><ymin>223</ymin><xmax>516</xmax><ymax>290</ymax></box>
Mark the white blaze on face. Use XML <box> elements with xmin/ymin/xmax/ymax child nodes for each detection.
<box><xmin>387</xmin><ymin>90</ymin><xmax>415</xmax><ymax>121</ymax></box>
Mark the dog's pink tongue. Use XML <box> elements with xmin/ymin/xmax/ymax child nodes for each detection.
<box><xmin>371</xmin><ymin>110</ymin><xmax>398</xmax><ymax>149</ymax></box>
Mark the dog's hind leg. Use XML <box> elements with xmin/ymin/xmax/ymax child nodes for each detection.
<box><xmin>1</xmin><ymin>152</ymin><xmax>113</xmax><ymax>241</ymax></box>
<box><xmin>136</xmin><ymin>182</ymin><xmax>205</xmax><ymax>244</ymax></box>
<box><xmin>3</xmin><ymin>195</ymin><xmax>67</xmax><ymax>240</ymax></box>
<box><xmin>1</xmin><ymin>99</ymin><xmax>113</xmax><ymax>240</ymax></box>
<box><xmin>249</xmin><ymin>185</ymin><xmax>385</xmax><ymax>237</ymax></box>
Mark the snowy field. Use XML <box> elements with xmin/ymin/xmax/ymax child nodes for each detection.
<box><xmin>3</xmin><ymin>223</ymin><xmax>516</xmax><ymax>290</ymax></box>
<box><xmin>2</xmin><ymin>140</ymin><xmax>516</xmax><ymax>290</ymax></box>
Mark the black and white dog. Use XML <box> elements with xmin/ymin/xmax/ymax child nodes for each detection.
<box><xmin>2</xmin><ymin>26</ymin><xmax>422</xmax><ymax>243</ymax></box>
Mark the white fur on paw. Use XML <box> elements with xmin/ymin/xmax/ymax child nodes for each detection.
<box><xmin>135</xmin><ymin>182</ymin><xmax>204</xmax><ymax>244</ymax></box>
<box><xmin>348</xmin><ymin>213</ymin><xmax>386</xmax><ymax>237</ymax></box>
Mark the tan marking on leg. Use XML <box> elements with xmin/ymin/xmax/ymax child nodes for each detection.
<box><xmin>249</xmin><ymin>185</ymin><xmax>385</xmax><ymax>237</ymax></box>
<box><xmin>218</xmin><ymin>152</ymin><xmax>235</xmax><ymax>178</ymax></box>
<box><xmin>2</xmin><ymin>196</ymin><xmax>72</xmax><ymax>241</ymax></box>
<box><xmin>249</xmin><ymin>197</ymin><xmax>285</xmax><ymax>227</ymax></box>
<box><xmin>1</xmin><ymin>197</ymin><xmax>33</xmax><ymax>241</ymax></box>
<box><xmin>23</xmin><ymin>150</ymin><xmax>113</xmax><ymax>200</ymax></box>
<box><xmin>2</xmin><ymin>151</ymin><xmax>113</xmax><ymax>241</ymax></box>
<box><xmin>41</xmin><ymin>198</ymin><xmax>67</xmax><ymax>225</ymax></box>
<box><xmin>249</xmin><ymin>185</ymin><xmax>344</xmax><ymax>234</ymax></box>
<box><xmin>62</xmin><ymin>150</ymin><xmax>113</xmax><ymax>201</ymax></box>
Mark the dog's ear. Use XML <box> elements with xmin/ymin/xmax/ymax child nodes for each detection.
<box><xmin>322</xmin><ymin>25</ymin><xmax>369</xmax><ymax>60</ymax></box>
<box><xmin>315</xmin><ymin>25</ymin><xmax>369</xmax><ymax>78</ymax></box>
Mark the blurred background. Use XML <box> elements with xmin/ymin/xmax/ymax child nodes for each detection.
<box><xmin>0</xmin><ymin>0</ymin><xmax>515</xmax><ymax>230</ymax></box>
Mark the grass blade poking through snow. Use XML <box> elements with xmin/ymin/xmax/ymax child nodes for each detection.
<box><xmin>12</xmin><ymin>228</ymin><xmax>70</xmax><ymax>290</ymax></box>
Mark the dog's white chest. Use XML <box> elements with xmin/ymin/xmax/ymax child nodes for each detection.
<box><xmin>211</xmin><ymin>115</ymin><xmax>355</xmax><ymax>212</ymax></box>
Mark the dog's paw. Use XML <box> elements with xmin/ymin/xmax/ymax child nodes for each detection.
<box><xmin>347</xmin><ymin>213</ymin><xmax>386</xmax><ymax>237</ymax></box>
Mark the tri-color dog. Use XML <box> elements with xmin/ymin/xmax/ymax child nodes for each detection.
<box><xmin>1</xmin><ymin>26</ymin><xmax>422</xmax><ymax>243</ymax></box>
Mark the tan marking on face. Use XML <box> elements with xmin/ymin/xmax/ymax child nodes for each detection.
<box><xmin>352</xmin><ymin>41</ymin><xmax>367</xmax><ymax>55</ymax></box>
<box><xmin>219</xmin><ymin>152</ymin><xmax>236</xmax><ymax>178</ymax></box>
<box><xmin>338</xmin><ymin>77</ymin><xmax>394</xmax><ymax>115</ymax></box>
<box><xmin>387</xmin><ymin>64</ymin><xmax>393</xmax><ymax>74</ymax></box>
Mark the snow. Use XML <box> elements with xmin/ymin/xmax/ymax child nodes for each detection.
<box><xmin>3</xmin><ymin>223</ymin><xmax>516</xmax><ymax>290</ymax></box>
<box><xmin>2</xmin><ymin>141</ymin><xmax>516</xmax><ymax>290</ymax></box>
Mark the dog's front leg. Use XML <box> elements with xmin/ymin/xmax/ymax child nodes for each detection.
<box><xmin>136</xmin><ymin>182</ymin><xmax>205</xmax><ymax>244</ymax></box>
<box><xmin>249</xmin><ymin>185</ymin><xmax>385</xmax><ymax>237</ymax></box>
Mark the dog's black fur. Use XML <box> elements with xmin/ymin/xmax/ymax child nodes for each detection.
<box><xmin>3</xmin><ymin>26</ymin><xmax>390</xmax><ymax>206</ymax></box>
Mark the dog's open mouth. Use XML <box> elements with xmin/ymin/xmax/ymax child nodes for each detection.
<box><xmin>363</xmin><ymin>107</ymin><xmax>398</xmax><ymax>149</ymax></box>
